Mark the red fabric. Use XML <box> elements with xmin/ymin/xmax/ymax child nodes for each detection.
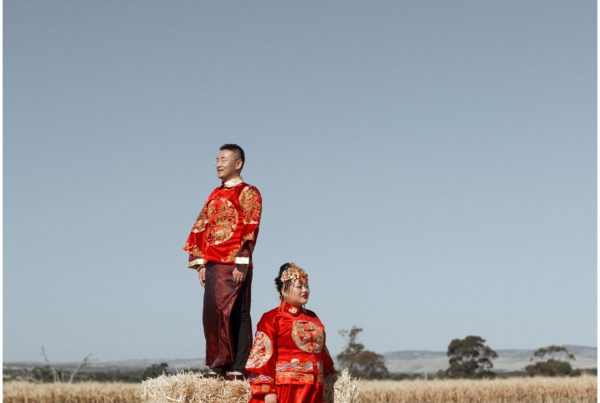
<box><xmin>183</xmin><ymin>181</ymin><xmax>261</xmax><ymax>265</ymax></box>
<box><xmin>249</xmin><ymin>383</ymin><xmax>323</xmax><ymax>403</ymax></box>
<box><xmin>203</xmin><ymin>263</ymin><xmax>253</xmax><ymax>368</ymax></box>
<box><xmin>246</xmin><ymin>303</ymin><xmax>335</xmax><ymax>403</ymax></box>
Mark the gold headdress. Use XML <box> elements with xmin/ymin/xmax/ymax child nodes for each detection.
<box><xmin>280</xmin><ymin>263</ymin><xmax>308</xmax><ymax>284</ymax></box>
<box><xmin>279</xmin><ymin>263</ymin><xmax>309</xmax><ymax>309</ymax></box>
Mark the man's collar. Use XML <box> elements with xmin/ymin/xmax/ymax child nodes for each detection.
<box><xmin>223</xmin><ymin>177</ymin><xmax>244</xmax><ymax>188</ymax></box>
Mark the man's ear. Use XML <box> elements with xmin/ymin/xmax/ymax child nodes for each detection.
<box><xmin>235</xmin><ymin>159</ymin><xmax>244</xmax><ymax>171</ymax></box>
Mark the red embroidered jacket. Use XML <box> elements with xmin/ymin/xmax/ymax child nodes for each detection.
<box><xmin>183</xmin><ymin>178</ymin><xmax>262</xmax><ymax>267</ymax></box>
<box><xmin>245</xmin><ymin>303</ymin><xmax>335</xmax><ymax>396</ymax></box>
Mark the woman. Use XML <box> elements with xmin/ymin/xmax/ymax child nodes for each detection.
<box><xmin>245</xmin><ymin>263</ymin><xmax>335</xmax><ymax>403</ymax></box>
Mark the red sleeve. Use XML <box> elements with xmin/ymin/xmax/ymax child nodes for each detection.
<box><xmin>183</xmin><ymin>193</ymin><xmax>213</xmax><ymax>269</ymax></box>
<box><xmin>235</xmin><ymin>185</ymin><xmax>262</xmax><ymax>269</ymax></box>
<box><xmin>246</xmin><ymin>312</ymin><xmax>277</xmax><ymax>396</ymax></box>
<box><xmin>183</xmin><ymin>207</ymin><xmax>207</xmax><ymax>268</ymax></box>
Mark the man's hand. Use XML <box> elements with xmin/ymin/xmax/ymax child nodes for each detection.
<box><xmin>264</xmin><ymin>393</ymin><xmax>277</xmax><ymax>403</ymax></box>
<box><xmin>232</xmin><ymin>266</ymin><xmax>247</xmax><ymax>286</ymax></box>
<box><xmin>197</xmin><ymin>266</ymin><xmax>206</xmax><ymax>288</ymax></box>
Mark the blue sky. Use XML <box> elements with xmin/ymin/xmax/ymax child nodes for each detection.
<box><xmin>4</xmin><ymin>0</ymin><xmax>596</xmax><ymax>363</ymax></box>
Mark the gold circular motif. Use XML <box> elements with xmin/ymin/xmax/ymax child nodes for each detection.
<box><xmin>206</xmin><ymin>198</ymin><xmax>238</xmax><ymax>245</ymax></box>
<box><xmin>246</xmin><ymin>331</ymin><xmax>273</xmax><ymax>369</ymax></box>
<box><xmin>291</xmin><ymin>320</ymin><xmax>324</xmax><ymax>353</ymax></box>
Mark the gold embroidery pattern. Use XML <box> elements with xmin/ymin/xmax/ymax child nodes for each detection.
<box><xmin>246</xmin><ymin>331</ymin><xmax>272</xmax><ymax>369</ymax></box>
<box><xmin>206</xmin><ymin>198</ymin><xmax>238</xmax><ymax>245</ymax></box>
<box><xmin>249</xmin><ymin>373</ymin><xmax>275</xmax><ymax>392</ymax></box>
<box><xmin>187</xmin><ymin>244</ymin><xmax>203</xmax><ymax>258</ymax></box>
<box><xmin>275</xmin><ymin>371</ymin><xmax>313</xmax><ymax>385</ymax></box>
<box><xmin>276</xmin><ymin>360</ymin><xmax>313</xmax><ymax>372</ymax></box>
<box><xmin>291</xmin><ymin>321</ymin><xmax>324</xmax><ymax>353</ymax></box>
<box><xmin>249</xmin><ymin>373</ymin><xmax>274</xmax><ymax>383</ymax></box>
<box><xmin>250</xmin><ymin>383</ymin><xmax>275</xmax><ymax>394</ymax></box>
<box><xmin>274</xmin><ymin>360</ymin><xmax>320</xmax><ymax>385</ymax></box>
<box><xmin>239</xmin><ymin>187</ymin><xmax>261</xmax><ymax>225</ymax></box>
<box><xmin>191</xmin><ymin>206</ymin><xmax>208</xmax><ymax>233</ymax></box>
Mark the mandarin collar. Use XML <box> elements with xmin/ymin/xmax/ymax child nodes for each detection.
<box><xmin>222</xmin><ymin>177</ymin><xmax>244</xmax><ymax>188</ymax></box>
<box><xmin>281</xmin><ymin>302</ymin><xmax>303</xmax><ymax>316</ymax></box>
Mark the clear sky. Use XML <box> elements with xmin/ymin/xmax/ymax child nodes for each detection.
<box><xmin>4</xmin><ymin>0</ymin><xmax>596</xmax><ymax>363</ymax></box>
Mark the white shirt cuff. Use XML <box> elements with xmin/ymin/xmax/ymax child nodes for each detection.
<box><xmin>189</xmin><ymin>258</ymin><xmax>205</xmax><ymax>267</ymax></box>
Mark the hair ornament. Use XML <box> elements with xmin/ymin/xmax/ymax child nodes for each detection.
<box><xmin>280</xmin><ymin>263</ymin><xmax>308</xmax><ymax>284</ymax></box>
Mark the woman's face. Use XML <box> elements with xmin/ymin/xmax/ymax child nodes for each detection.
<box><xmin>283</xmin><ymin>279</ymin><xmax>310</xmax><ymax>307</ymax></box>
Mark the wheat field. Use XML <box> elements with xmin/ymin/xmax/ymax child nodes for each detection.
<box><xmin>3</xmin><ymin>375</ymin><xmax>597</xmax><ymax>402</ymax></box>
<box><xmin>3</xmin><ymin>381</ymin><xmax>143</xmax><ymax>403</ymax></box>
<box><xmin>356</xmin><ymin>376</ymin><xmax>597</xmax><ymax>402</ymax></box>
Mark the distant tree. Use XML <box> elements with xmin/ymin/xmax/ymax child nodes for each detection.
<box><xmin>40</xmin><ymin>346</ymin><xmax>62</xmax><ymax>382</ymax></box>
<box><xmin>142</xmin><ymin>362</ymin><xmax>169</xmax><ymax>379</ymax></box>
<box><xmin>525</xmin><ymin>345</ymin><xmax>575</xmax><ymax>377</ymax></box>
<box><xmin>37</xmin><ymin>346</ymin><xmax>92</xmax><ymax>383</ymax></box>
<box><xmin>31</xmin><ymin>365</ymin><xmax>63</xmax><ymax>383</ymax></box>
<box><xmin>445</xmin><ymin>335</ymin><xmax>497</xmax><ymax>379</ymax></box>
<box><xmin>337</xmin><ymin>326</ymin><xmax>389</xmax><ymax>379</ymax></box>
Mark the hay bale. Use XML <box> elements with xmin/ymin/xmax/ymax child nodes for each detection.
<box><xmin>141</xmin><ymin>369</ymin><xmax>359</xmax><ymax>403</ymax></box>
<box><xmin>325</xmin><ymin>370</ymin><xmax>360</xmax><ymax>402</ymax></box>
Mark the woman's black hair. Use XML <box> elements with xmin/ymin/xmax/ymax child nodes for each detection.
<box><xmin>275</xmin><ymin>262</ymin><xmax>293</xmax><ymax>298</ymax></box>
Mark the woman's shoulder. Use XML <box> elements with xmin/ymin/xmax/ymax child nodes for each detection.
<box><xmin>257</xmin><ymin>306</ymin><xmax>283</xmax><ymax>324</ymax></box>
<box><xmin>304</xmin><ymin>308</ymin><xmax>317</xmax><ymax>317</ymax></box>
<box><xmin>260</xmin><ymin>306</ymin><xmax>279</xmax><ymax>318</ymax></box>
<box><xmin>302</xmin><ymin>308</ymin><xmax>320</xmax><ymax>319</ymax></box>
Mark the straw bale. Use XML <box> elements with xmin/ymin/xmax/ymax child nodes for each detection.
<box><xmin>141</xmin><ymin>369</ymin><xmax>359</xmax><ymax>403</ymax></box>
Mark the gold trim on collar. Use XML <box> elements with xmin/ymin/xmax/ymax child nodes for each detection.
<box><xmin>223</xmin><ymin>177</ymin><xmax>244</xmax><ymax>188</ymax></box>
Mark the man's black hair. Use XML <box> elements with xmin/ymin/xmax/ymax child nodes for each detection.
<box><xmin>220</xmin><ymin>144</ymin><xmax>245</xmax><ymax>164</ymax></box>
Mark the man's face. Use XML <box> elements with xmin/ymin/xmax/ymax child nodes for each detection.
<box><xmin>215</xmin><ymin>149</ymin><xmax>243</xmax><ymax>182</ymax></box>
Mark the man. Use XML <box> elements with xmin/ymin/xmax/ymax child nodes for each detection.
<box><xmin>183</xmin><ymin>144</ymin><xmax>262</xmax><ymax>380</ymax></box>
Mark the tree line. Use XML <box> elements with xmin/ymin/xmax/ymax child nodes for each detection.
<box><xmin>336</xmin><ymin>327</ymin><xmax>590</xmax><ymax>379</ymax></box>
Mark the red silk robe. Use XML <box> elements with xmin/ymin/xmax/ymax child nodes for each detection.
<box><xmin>246</xmin><ymin>303</ymin><xmax>335</xmax><ymax>403</ymax></box>
<box><xmin>183</xmin><ymin>177</ymin><xmax>262</xmax><ymax>368</ymax></box>
<box><xmin>183</xmin><ymin>178</ymin><xmax>262</xmax><ymax>267</ymax></box>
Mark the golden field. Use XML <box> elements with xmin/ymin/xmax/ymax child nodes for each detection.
<box><xmin>356</xmin><ymin>376</ymin><xmax>597</xmax><ymax>402</ymax></box>
<box><xmin>3</xmin><ymin>375</ymin><xmax>597</xmax><ymax>402</ymax></box>
<box><xmin>3</xmin><ymin>381</ymin><xmax>143</xmax><ymax>403</ymax></box>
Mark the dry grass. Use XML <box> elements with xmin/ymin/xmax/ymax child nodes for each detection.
<box><xmin>3</xmin><ymin>381</ymin><xmax>143</xmax><ymax>402</ymax></box>
<box><xmin>357</xmin><ymin>375</ymin><xmax>597</xmax><ymax>402</ymax></box>
<box><xmin>3</xmin><ymin>374</ymin><xmax>596</xmax><ymax>402</ymax></box>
